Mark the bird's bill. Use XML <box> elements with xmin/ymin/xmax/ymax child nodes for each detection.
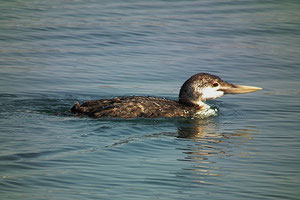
<box><xmin>220</xmin><ymin>84</ymin><xmax>262</xmax><ymax>94</ymax></box>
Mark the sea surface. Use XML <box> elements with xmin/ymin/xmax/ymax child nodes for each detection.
<box><xmin>1</xmin><ymin>0</ymin><xmax>300</xmax><ymax>199</ymax></box>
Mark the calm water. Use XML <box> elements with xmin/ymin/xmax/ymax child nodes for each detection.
<box><xmin>1</xmin><ymin>0</ymin><xmax>300</xmax><ymax>199</ymax></box>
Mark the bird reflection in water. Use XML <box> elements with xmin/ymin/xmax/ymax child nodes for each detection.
<box><xmin>105</xmin><ymin>118</ymin><xmax>258</xmax><ymax>185</ymax></box>
<box><xmin>176</xmin><ymin>118</ymin><xmax>258</xmax><ymax>184</ymax></box>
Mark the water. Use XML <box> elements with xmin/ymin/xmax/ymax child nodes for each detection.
<box><xmin>1</xmin><ymin>0</ymin><xmax>300</xmax><ymax>199</ymax></box>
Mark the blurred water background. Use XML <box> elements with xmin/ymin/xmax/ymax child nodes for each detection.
<box><xmin>0</xmin><ymin>0</ymin><xmax>300</xmax><ymax>199</ymax></box>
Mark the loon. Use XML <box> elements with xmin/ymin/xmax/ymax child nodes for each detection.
<box><xmin>71</xmin><ymin>73</ymin><xmax>262</xmax><ymax>118</ymax></box>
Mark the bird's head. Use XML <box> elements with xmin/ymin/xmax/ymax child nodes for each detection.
<box><xmin>179</xmin><ymin>73</ymin><xmax>262</xmax><ymax>108</ymax></box>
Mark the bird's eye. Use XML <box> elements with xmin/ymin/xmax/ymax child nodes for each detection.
<box><xmin>213</xmin><ymin>83</ymin><xmax>219</xmax><ymax>87</ymax></box>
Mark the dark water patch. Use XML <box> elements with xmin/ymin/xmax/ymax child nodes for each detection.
<box><xmin>0</xmin><ymin>96</ymin><xmax>75</xmax><ymax>117</ymax></box>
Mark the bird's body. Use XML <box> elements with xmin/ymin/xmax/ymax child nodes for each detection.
<box><xmin>71</xmin><ymin>73</ymin><xmax>262</xmax><ymax>119</ymax></box>
<box><xmin>71</xmin><ymin>96</ymin><xmax>199</xmax><ymax>118</ymax></box>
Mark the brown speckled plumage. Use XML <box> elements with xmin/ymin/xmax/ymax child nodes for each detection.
<box><xmin>71</xmin><ymin>96</ymin><xmax>198</xmax><ymax>118</ymax></box>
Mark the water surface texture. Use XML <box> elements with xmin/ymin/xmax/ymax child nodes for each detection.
<box><xmin>1</xmin><ymin>1</ymin><xmax>300</xmax><ymax>199</ymax></box>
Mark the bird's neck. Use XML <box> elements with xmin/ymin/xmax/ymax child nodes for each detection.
<box><xmin>179</xmin><ymin>99</ymin><xmax>209</xmax><ymax>110</ymax></box>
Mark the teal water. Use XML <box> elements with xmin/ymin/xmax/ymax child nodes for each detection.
<box><xmin>1</xmin><ymin>1</ymin><xmax>300</xmax><ymax>199</ymax></box>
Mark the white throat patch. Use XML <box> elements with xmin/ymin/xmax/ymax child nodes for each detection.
<box><xmin>200</xmin><ymin>87</ymin><xmax>224</xmax><ymax>101</ymax></box>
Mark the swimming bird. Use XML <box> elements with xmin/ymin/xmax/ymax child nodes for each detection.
<box><xmin>71</xmin><ymin>73</ymin><xmax>261</xmax><ymax>118</ymax></box>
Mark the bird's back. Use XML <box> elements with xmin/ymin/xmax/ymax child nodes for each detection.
<box><xmin>71</xmin><ymin>96</ymin><xmax>197</xmax><ymax>118</ymax></box>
